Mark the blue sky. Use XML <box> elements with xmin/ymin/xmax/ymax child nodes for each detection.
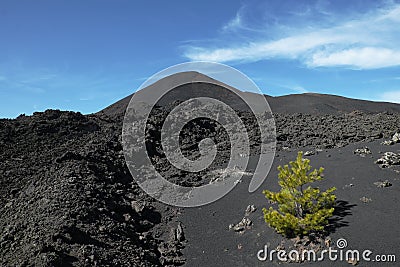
<box><xmin>1</xmin><ymin>0</ymin><xmax>400</xmax><ymax>118</ymax></box>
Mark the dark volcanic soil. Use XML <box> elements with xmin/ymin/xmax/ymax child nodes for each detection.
<box><xmin>180</xmin><ymin>140</ymin><xmax>400</xmax><ymax>266</ymax></box>
<box><xmin>0</xmin><ymin>110</ymin><xmax>185</xmax><ymax>266</ymax></box>
<box><xmin>1</xmin><ymin>90</ymin><xmax>400</xmax><ymax>266</ymax></box>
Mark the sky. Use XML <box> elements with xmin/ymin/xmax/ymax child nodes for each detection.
<box><xmin>1</xmin><ymin>0</ymin><xmax>400</xmax><ymax>118</ymax></box>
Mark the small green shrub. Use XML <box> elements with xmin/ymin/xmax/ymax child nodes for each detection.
<box><xmin>262</xmin><ymin>152</ymin><xmax>336</xmax><ymax>237</ymax></box>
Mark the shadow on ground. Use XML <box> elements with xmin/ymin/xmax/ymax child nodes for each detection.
<box><xmin>326</xmin><ymin>200</ymin><xmax>356</xmax><ymax>234</ymax></box>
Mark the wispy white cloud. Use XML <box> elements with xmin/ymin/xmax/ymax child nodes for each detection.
<box><xmin>184</xmin><ymin>3</ymin><xmax>400</xmax><ymax>70</ymax></box>
<box><xmin>292</xmin><ymin>86</ymin><xmax>308</xmax><ymax>94</ymax></box>
<box><xmin>185</xmin><ymin>30</ymin><xmax>350</xmax><ymax>62</ymax></box>
<box><xmin>220</xmin><ymin>5</ymin><xmax>265</xmax><ymax>34</ymax></box>
<box><xmin>222</xmin><ymin>12</ymin><xmax>243</xmax><ymax>32</ymax></box>
<box><xmin>379</xmin><ymin>90</ymin><xmax>400</xmax><ymax>103</ymax></box>
<box><xmin>309</xmin><ymin>47</ymin><xmax>400</xmax><ymax>69</ymax></box>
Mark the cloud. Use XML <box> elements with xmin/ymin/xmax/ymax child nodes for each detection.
<box><xmin>220</xmin><ymin>5</ymin><xmax>264</xmax><ymax>34</ymax></box>
<box><xmin>185</xmin><ymin>30</ymin><xmax>349</xmax><ymax>62</ymax></box>
<box><xmin>184</xmin><ymin>3</ymin><xmax>400</xmax><ymax>69</ymax></box>
<box><xmin>292</xmin><ymin>86</ymin><xmax>308</xmax><ymax>94</ymax></box>
<box><xmin>309</xmin><ymin>47</ymin><xmax>400</xmax><ymax>69</ymax></box>
<box><xmin>222</xmin><ymin>12</ymin><xmax>243</xmax><ymax>32</ymax></box>
<box><xmin>380</xmin><ymin>90</ymin><xmax>400</xmax><ymax>103</ymax></box>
